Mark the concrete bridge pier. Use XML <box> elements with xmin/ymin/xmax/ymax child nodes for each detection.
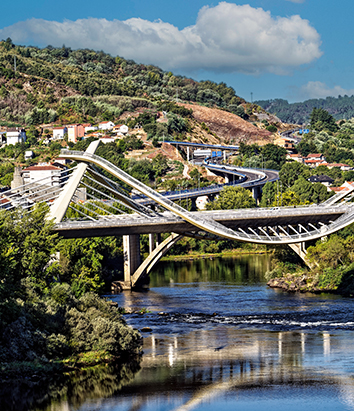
<box><xmin>207</xmin><ymin>193</ymin><xmax>216</xmax><ymax>202</ymax></box>
<box><xmin>149</xmin><ymin>233</ymin><xmax>162</xmax><ymax>253</ymax></box>
<box><xmin>252</xmin><ymin>186</ymin><xmax>261</xmax><ymax>204</ymax></box>
<box><xmin>224</xmin><ymin>174</ymin><xmax>230</xmax><ymax>184</ymax></box>
<box><xmin>149</xmin><ymin>233</ymin><xmax>155</xmax><ymax>254</ymax></box>
<box><xmin>289</xmin><ymin>242</ymin><xmax>308</xmax><ymax>264</ymax></box>
<box><xmin>121</xmin><ymin>234</ymin><xmax>141</xmax><ymax>290</ymax></box>
<box><xmin>190</xmin><ymin>197</ymin><xmax>197</xmax><ymax>211</ymax></box>
<box><xmin>156</xmin><ymin>233</ymin><xmax>161</xmax><ymax>247</ymax></box>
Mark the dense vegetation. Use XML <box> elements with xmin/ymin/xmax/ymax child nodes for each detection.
<box><xmin>0</xmin><ymin>205</ymin><xmax>141</xmax><ymax>365</ymax></box>
<box><xmin>0</xmin><ymin>38</ymin><xmax>248</xmax><ymax>125</ymax></box>
<box><xmin>256</xmin><ymin>95</ymin><xmax>354</xmax><ymax>124</ymax></box>
<box><xmin>266</xmin><ymin>228</ymin><xmax>354</xmax><ymax>296</ymax></box>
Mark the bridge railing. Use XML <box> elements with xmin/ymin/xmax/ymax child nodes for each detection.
<box><xmin>60</xmin><ymin>149</ymin><xmax>354</xmax><ymax>244</ymax></box>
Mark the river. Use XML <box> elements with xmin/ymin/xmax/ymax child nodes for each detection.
<box><xmin>7</xmin><ymin>254</ymin><xmax>354</xmax><ymax>410</ymax></box>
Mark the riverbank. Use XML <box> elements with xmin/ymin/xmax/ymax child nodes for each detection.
<box><xmin>267</xmin><ymin>263</ymin><xmax>354</xmax><ymax>297</ymax></box>
<box><xmin>160</xmin><ymin>248</ymin><xmax>269</xmax><ymax>262</ymax></box>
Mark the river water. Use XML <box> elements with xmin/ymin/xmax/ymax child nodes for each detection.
<box><xmin>9</xmin><ymin>254</ymin><xmax>354</xmax><ymax>410</ymax></box>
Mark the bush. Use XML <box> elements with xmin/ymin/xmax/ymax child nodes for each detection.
<box><xmin>266</xmin><ymin>124</ymin><xmax>277</xmax><ymax>133</ymax></box>
<box><xmin>0</xmin><ymin>287</ymin><xmax>142</xmax><ymax>362</ymax></box>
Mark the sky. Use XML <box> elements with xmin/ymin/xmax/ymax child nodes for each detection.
<box><xmin>0</xmin><ymin>0</ymin><xmax>353</xmax><ymax>103</ymax></box>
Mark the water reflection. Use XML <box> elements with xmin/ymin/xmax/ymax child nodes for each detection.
<box><xmin>5</xmin><ymin>254</ymin><xmax>354</xmax><ymax>411</ymax></box>
<box><xmin>0</xmin><ymin>358</ymin><xmax>141</xmax><ymax>411</ymax></box>
<box><xmin>150</xmin><ymin>254</ymin><xmax>272</xmax><ymax>287</ymax></box>
<box><xmin>120</xmin><ymin>328</ymin><xmax>354</xmax><ymax>411</ymax></box>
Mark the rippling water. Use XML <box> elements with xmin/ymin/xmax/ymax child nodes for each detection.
<box><xmin>116</xmin><ymin>255</ymin><xmax>354</xmax><ymax>333</ymax></box>
<box><xmin>106</xmin><ymin>255</ymin><xmax>354</xmax><ymax>411</ymax></box>
<box><xmin>13</xmin><ymin>254</ymin><xmax>354</xmax><ymax>410</ymax></box>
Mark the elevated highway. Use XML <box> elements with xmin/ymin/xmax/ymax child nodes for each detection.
<box><xmin>165</xmin><ymin>140</ymin><xmax>239</xmax><ymax>151</ymax></box>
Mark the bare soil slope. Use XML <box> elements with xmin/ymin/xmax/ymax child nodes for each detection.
<box><xmin>182</xmin><ymin>103</ymin><xmax>273</xmax><ymax>145</ymax></box>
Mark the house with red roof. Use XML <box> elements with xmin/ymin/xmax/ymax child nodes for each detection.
<box><xmin>99</xmin><ymin>121</ymin><xmax>115</xmax><ymax>131</ymax></box>
<box><xmin>286</xmin><ymin>153</ymin><xmax>303</xmax><ymax>163</ymax></box>
<box><xmin>67</xmin><ymin>124</ymin><xmax>85</xmax><ymax>143</ymax></box>
<box><xmin>22</xmin><ymin>163</ymin><xmax>68</xmax><ymax>187</ymax></box>
<box><xmin>306</xmin><ymin>153</ymin><xmax>326</xmax><ymax>162</ymax></box>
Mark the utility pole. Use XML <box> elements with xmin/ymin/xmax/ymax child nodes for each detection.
<box><xmin>250</xmin><ymin>92</ymin><xmax>253</xmax><ymax>103</ymax></box>
<box><xmin>14</xmin><ymin>55</ymin><xmax>16</xmax><ymax>73</ymax></box>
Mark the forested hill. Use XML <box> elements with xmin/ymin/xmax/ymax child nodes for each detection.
<box><xmin>256</xmin><ymin>96</ymin><xmax>354</xmax><ymax>124</ymax></box>
<box><xmin>0</xmin><ymin>38</ymin><xmax>251</xmax><ymax>126</ymax></box>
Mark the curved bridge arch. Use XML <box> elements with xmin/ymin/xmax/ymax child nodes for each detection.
<box><xmin>58</xmin><ymin>149</ymin><xmax>354</xmax><ymax>245</ymax></box>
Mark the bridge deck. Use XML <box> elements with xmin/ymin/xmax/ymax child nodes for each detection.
<box><xmin>55</xmin><ymin>205</ymin><xmax>346</xmax><ymax>238</ymax></box>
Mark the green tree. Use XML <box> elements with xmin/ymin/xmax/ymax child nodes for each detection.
<box><xmin>56</xmin><ymin>235</ymin><xmax>122</xmax><ymax>297</ymax></box>
<box><xmin>260</xmin><ymin>144</ymin><xmax>287</xmax><ymax>169</ymax></box>
<box><xmin>273</xmin><ymin>190</ymin><xmax>301</xmax><ymax>207</ymax></box>
<box><xmin>310</xmin><ymin>107</ymin><xmax>339</xmax><ymax>132</ymax></box>
<box><xmin>0</xmin><ymin>204</ymin><xmax>59</xmax><ymax>297</ymax></box>
<box><xmin>260</xmin><ymin>181</ymin><xmax>277</xmax><ymax>207</ymax></box>
<box><xmin>152</xmin><ymin>153</ymin><xmax>169</xmax><ymax>177</ymax></box>
<box><xmin>279</xmin><ymin>162</ymin><xmax>310</xmax><ymax>188</ymax></box>
<box><xmin>291</xmin><ymin>177</ymin><xmax>330</xmax><ymax>204</ymax></box>
<box><xmin>307</xmin><ymin>235</ymin><xmax>347</xmax><ymax>269</ymax></box>
<box><xmin>266</xmin><ymin>124</ymin><xmax>277</xmax><ymax>133</ymax></box>
<box><xmin>206</xmin><ymin>186</ymin><xmax>256</xmax><ymax>210</ymax></box>
<box><xmin>0</xmin><ymin>86</ymin><xmax>8</xmax><ymax>98</ymax></box>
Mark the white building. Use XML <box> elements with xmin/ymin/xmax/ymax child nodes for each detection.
<box><xmin>99</xmin><ymin>121</ymin><xmax>115</xmax><ymax>131</ymax></box>
<box><xmin>22</xmin><ymin>163</ymin><xmax>67</xmax><ymax>187</ymax></box>
<box><xmin>25</xmin><ymin>150</ymin><xmax>34</xmax><ymax>160</ymax></box>
<box><xmin>286</xmin><ymin>153</ymin><xmax>303</xmax><ymax>163</ymax></box>
<box><xmin>53</xmin><ymin>157</ymin><xmax>72</xmax><ymax>166</ymax></box>
<box><xmin>52</xmin><ymin>126</ymin><xmax>67</xmax><ymax>140</ymax></box>
<box><xmin>6</xmin><ymin>128</ymin><xmax>26</xmax><ymax>145</ymax></box>
<box><xmin>196</xmin><ymin>195</ymin><xmax>209</xmax><ymax>210</ymax></box>
<box><xmin>113</xmin><ymin>124</ymin><xmax>129</xmax><ymax>136</ymax></box>
<box><xmin>85</xmin><ymin>125</ymin><xmax>98</xmax><ymax>134</ymax></box>
<box><xmin>99</xmin><ymin>135</ymin><xmax>116</xmax><ymax>144</ymax></box>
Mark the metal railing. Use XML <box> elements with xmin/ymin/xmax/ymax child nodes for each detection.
<box><xmin>56</xmin><ymin>149</ymin><xmax>354</xmax><ymax>244</ymax></box>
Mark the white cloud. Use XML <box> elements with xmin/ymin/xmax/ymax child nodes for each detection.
<box><xmin>285</xmin><ymin>0</ymin><xmax>305</xmax><ymax>3</ymax></box>
<box><xmin>300</xmin><ymin>81</ymin><xmax>354</xmax><ymax>99</ymax></box>
<box><xmin>0</xmin><ymin>2</ymin><xmax>321</xmax><ymax>75</ymax></box>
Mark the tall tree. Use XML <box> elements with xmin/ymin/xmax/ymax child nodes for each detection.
<box><xmin>206</xmin><ymin>186</ymin><xmax>256</xmax><ymax>210</ymax></box>
<box><xmin>310</xmin><ymin>108</ymin><xmax>339</xmax><ymax>132</ymax></box>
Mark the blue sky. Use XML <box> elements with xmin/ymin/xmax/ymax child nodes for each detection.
<box><xmin>0</xmin><ymin>0</ymin><xmax>353</xmax><ymax>103</ymax></box>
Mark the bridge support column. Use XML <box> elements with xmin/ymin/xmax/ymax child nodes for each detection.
<box><xmin>156</xmin><ymin>233</ymin><xmax>161</xmax><ymax>247</ymax></box>
<box><xmin>130</xmin><ymin>233</ymin><xmax>183</xmax><ymax>288</ymax></box>
<box><xmin>224</xmin><ymin>175</ymin><xmax>230</xmax><ymax>184</ymax></box>
<box><xmin>207</xmin><ymin>193</ymin><xmax>216</xmax><ymax>202</ymax></box>
<box><xmin>289</xmin><ymin>242</ymin><xmax>308</xmax><ymax>265</ymax></box>
<box><xmin>252</xmin><ymin>186</ymin><xmax>261</xmax><ymax>204</ymax></box>
<box><xmin>122</xmin><ymin>234</ymin><xmax>141</xmax><ymax>289</ymax></box>
<box><xmin>149</xmin><ymin>233</ymin><xmax>155</xmax><ymax>254</ymax></box>
<box><xmin>187</xmin><ymin>146</ymin><xmax>190</xmax><ymax>162</ymax></box>
<box><xmin>190</xmin><ymin>197</ymin><xmax>197</xmax><ymax>211</ymax></box>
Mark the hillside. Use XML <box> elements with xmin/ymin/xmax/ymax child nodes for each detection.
<box><xmin>0</xmin><ymin>38</ymin><xmax>279</xmax><ymax>138</ymax></box>
<box><xmin>182</xmin><ymin>103</ymin><xmax>272</xmax><ymax>145</ymax></box>
<box><xmin>0</xmin><ymin>39</ymin><xmax>286</xmax><ymax>189</ymax></box>
<box><xmin>256</xmin><ymin>96</ymin><xmax>354</xmax><ymax>124</ymax></box>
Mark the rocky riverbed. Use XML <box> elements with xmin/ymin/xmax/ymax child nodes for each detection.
<box><xmin>267</xmin><ymin>273</ymin><xmax>335</xmax><ymax>294</ymax></box>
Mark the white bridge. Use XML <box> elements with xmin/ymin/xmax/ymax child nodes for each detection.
<box><xmin>4</xmin><ymin>141</ymin><xmax>354</xmax><ymax>290</ymax></box>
